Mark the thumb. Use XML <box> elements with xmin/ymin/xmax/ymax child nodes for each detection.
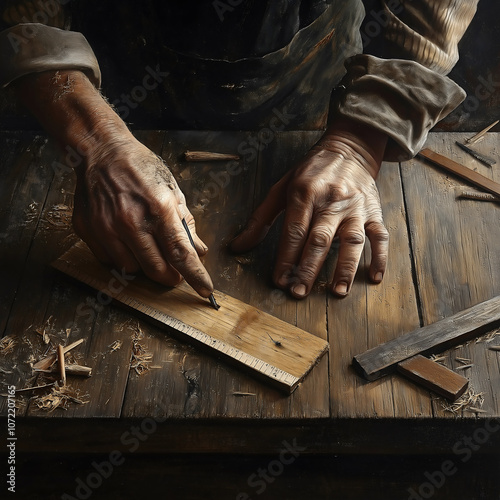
<box><xmin>230</xmin><ymin>174</ymin><xmax>290</xmax><ymax>253</ymax></box>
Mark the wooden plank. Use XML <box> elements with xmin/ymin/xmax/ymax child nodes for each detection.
<box><xmin>329</xmin><ymin>161</ymin><xmax>427</xmax><ymax>418</ymax></box>
<box><xmin>418</xmin><ymin>148</ymin><xmax>500</xmax><ymax>197</ymax></box>
<box><xmin>52</xmin><ymin>241</ymin><xmax>329</xmax><ymax>394</ymax></box>
<box><xmin>402</xmin><ymin>132</ymin><xmax>500</xmax><ymax>418</ymax></box>
<box><xmin>122</xmin><ymin>130</ymin><xmax>267</xmax><ymax>419</ymax></box>
<box><xmin>397</xmin><ymin>355</ymin><xmax>469</xmax><ymax>401</ymax></box>
<box><xmin>353</xmin><ymin>294</ymin><xmax>500</xmax><ymax>381</ymax></box>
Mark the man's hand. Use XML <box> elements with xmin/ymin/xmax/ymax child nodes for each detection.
<box><xmin>231</xmin><ymin>118</ymin><xmax>389</xmax><ymax>298</ymax></box>
<box><xmin>73</xmin><ymin>138</ymin><xmax>214</xmax><ymax>296</ymax></box>
<box><xmin>13</xmin><ymin>69</ymin><xmax>214</xmax><ymax>297</ymax></box>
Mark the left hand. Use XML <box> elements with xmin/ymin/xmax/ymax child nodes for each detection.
<box><xmin>230</xmin><ymin>118</ymin><xmax>390</xmax><ymax>298</ymax></box>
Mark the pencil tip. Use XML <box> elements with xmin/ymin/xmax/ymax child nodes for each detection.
<box><xmin>209</xmin><ymin>294</ymin><xmax>220</xmax><ymax>310</ymax></box>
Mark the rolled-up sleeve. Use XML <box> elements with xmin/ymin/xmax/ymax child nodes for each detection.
<box><xmin>0</xmin><ymin>1</ymin><xmax>100</xmax><ymax>88</ymax></box>
<box><xmin>336</xmin><ymin>0</ymin><xmax>479</xmax><ymax>161</ymax></box>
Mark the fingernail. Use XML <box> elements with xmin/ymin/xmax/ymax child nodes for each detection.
<box><xmin>292</xmin><ymin>284</ymin><xmax>307</xmax><ymax>297</ymax></box>
<box><xmin>278</xmin><ymin>272</ymin><xmax>290</xmax><ymax>288</ymax></box>
<box><xmin>374</xmin><ymin>272</ymin><xmax>383</xmax><ymax>282</ymax></box>
<box><xmin>335</xmin><ymin>282</ymin><xmax>348</xmax><ymax>295</ymax></box>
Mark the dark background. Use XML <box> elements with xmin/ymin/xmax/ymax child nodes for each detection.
<box><xmin>1</xmin><ymin>0</ymin><xmax>499</xmax><ymax>133</ymax></box>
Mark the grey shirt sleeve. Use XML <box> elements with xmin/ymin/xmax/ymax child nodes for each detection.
<box><xmin>335</xmin><ymin>0</ymin><xmax>479</xmax><ymax>161</ymax></box>
<box><xmin>0</xmin><ymin>1</ymin><xmax>100</xmax><ymax>88</ymax></box>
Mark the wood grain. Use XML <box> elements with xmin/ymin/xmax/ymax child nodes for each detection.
<box><xmin>52</xmin><ymin>241</ymin><xmax>329</xmax><ymax>393</ymax></box>
<box><xmin>402</xmin><ymin>133</ymin><xmax>500</xmax><ymax>417</ymax></box>
<box><xmin>353</xmin><ymin>294</ymin><xmax>500</xmax><ymax>380</ymax></box>
<box><xmin>397</xmin><ymin>355</ymin><xmax>468</xmax><ymax>401</ymax></box>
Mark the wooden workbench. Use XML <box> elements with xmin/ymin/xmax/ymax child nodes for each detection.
<box><xmin>1</xmin><ymin>130</ymin><xmax>500</xmax><ymax>498</ymax></box>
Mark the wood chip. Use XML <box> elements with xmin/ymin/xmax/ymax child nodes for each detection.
<box><xmin>14</xmin><ymin>382</ymin><xmax>56</xmax><ymax>393</ymax></box>
<box><xmin>0</xmin><ymin>335</ymin><xmax>17</xmax><ymax>355</ymax></box>
<box><xmin>456</xmin><ymin>364</ymin><xmax>474</xmax><ymax>371</ymax></box>
<box><xmin>108</xmin><ymin>340</ymin><xmax>123</xmax><ymax>352</ymax></box>
<box><xmin>488</xmin><ymin>346</ymin><xmax>500</xmax><ymax>351</ymax></box>
<box><xmin>442</xmin><ymin>387</ymin><xmax>485</xmax><ymax>414</ymax></box>
<box><xmin>130</xmin><ymin>325</ymin><xmax>152</xmax><ymax>375</ymax></box>
<box><xmin>466</xmin><ymin>407</ymin><xmax>488</xmax><ymax>413</ymax></box>
<box><xmin>32</xmin><ymin>338</ymin><xmax>85</xmax><ymax>371</ymax></box>
<box><xmin>33</xmin><ymin>385</ymin><xmax>88</xmax><ymax>412</ymax></box>
<box><xmin>232</xmin><ymin>392</ymin><xmax>257</xmax><ymax>397</ymax></box>
<box><xmin>34</xmin><ymin>364</ymin><xmax>92</xmax><ymax>377</ymax></box>
<box><xmin>35</xmin><ymin>316</ymin><xmax>54</xmax><ymax>345</ymax></box>
<box><xmin>43</xmin><ymin>204</ymin><xmax>73</xmax><ymax>229</ymax></box>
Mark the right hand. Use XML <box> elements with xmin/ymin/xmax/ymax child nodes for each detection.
<box><xmin>12</xmin><ymin>70</ymin><xmax>214</xmax><ymax>298</ymax></box>
<box><xmin>72</xmin><ymin>135</ymin><xmax>214</xmax><ymax>298</ymax></box>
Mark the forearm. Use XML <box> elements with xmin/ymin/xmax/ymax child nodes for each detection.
<box><xmin>13</xmin><ymin>70</ymin><xmax>133</xmax><ymax>169</ymax></box>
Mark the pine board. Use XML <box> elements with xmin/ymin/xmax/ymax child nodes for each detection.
<box><xmin>52</xmin><ymin>241</ymin><xmax>329</xmax><ymax>394</ymax></box>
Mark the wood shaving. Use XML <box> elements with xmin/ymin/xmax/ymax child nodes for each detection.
<box><xmin>108</xmin><ymin>340</ymin><xmax>123</xmax><ymax>352</ymax></box>
<box><xmin>24</xmin><ymin>201</ymin><xmax>39</xmax><ymax>224</ymax></box>
<box><xmin>442</xmin><ymin>387</ymin><xmax>485</xmax><ymax>415</ymax></box>
<box><xmin>35</xmin><ymin>316</ymin><xmax>55</xmax><ymax>345</ymax></box>
<box><xmin>0</xmin><ymin>335</ymin><xmax>17</xmax><ymax>355</ymax></box>
<box><xmin>456</xmin><ymin>364</ymin><xmax>474</xmax><ymax>371</ymax></box>
<box><xmin>43</xmin><ymin>204</ymin><xmax>73</xmax><ymax>230</ymax></box>
<box><xmin>33</xmin><ymin>385</ymin><xmax>88</xmax><ymax>412</ymax></box>
<box><xmin>130</xmin><ymin>325</ymin><xmax>152</xmax><ymax>375</ymax></box>
<box><xmin>430</xmin><ymin>355</ymin><xmax>446</xmax><ymax>364</ymax></box>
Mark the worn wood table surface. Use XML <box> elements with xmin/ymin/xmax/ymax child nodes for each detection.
<box><xmin>1</xmin><ymin>130</ymin><xmax>500</xmax><ymax>457</ymax></box>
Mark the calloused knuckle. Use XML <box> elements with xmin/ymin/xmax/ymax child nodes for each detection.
<box><xmin>367</xmin><ymin>222</ymin><xmax>389</xmax><ymax>242</ymax></box>
<box><xmin>287</xmin><ymin>221</ymin><xmax>308</xmax><ymax>242</ymax></box>
<box><xmin>342</xmin><ymin>230</ymin><xmax>365</xmax><ymax>246</ymax></box>
<box><xmin>310</xmin><ymin>228</ymin><xmax>332</xmax><ymax>248</ymax></box>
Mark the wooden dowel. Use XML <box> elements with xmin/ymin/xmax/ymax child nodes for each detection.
<box><xmin>57</xmin><ymin>344</ymin><xmax>66</xmax><ymax>386</ymax></box>
<box><xmin>184</xmin><ymin>151</ymin><xmax>240</xmax><ymax>162</ymax></box>
<box><xmin>465</xmin><ymin>120</ymin><xmax>499</xmax><ymax>144</ymax></box>
<box><xmin>33</xmin><ymin>338</ymin><xmax>85</xmax><ymax>371</ymax></box>
<box><xmin>35</xmin><ymin>364</ymin><xmax>92</xmax><ymax>377</ymax></box>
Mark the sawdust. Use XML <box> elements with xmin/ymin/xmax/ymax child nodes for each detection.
<box><xmin>35</xmin><ymin>316</ymin><xmax>55</xmax><ymax>345</ymax></box>
<box><xmin>33</xmin><ymin>384</ymin><xmax>88</xmax><ymax>412</ymax></box>
<box><xmin>43</xmin><ymin>204</ymin><xmax>73</xmax><ymax>230</ymax></box>
<box><xmin>24</xmin><ymin>201</ymin><xmax>39</xmax><ymax>224</ymax></box>
<box><xmin>108</xmin><ymin>340</ymin><xmax>123</xmax><ymax>352</ymax></box>
<box><xmin>442</xmin><ymin>387</ymin><xmax>485</xmax><ymax>415</ymax></box>
<box><xmin>131</xmin><ymin>324</ymin><xmax>153</xmax><ymax>375</ymax></box>
<box><xmin>0</xmin><ymin>335</ymin><xmax>17</xmax><ymax>355</ymax></box>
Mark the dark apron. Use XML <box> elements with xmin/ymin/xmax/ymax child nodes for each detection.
<box><xmin>73</xmin><ymin>0</ymin><xmax>365</xmax><ymax>130</ymax></box>
<box><xmin>158</xmin><ymin>1</ymin><xmax>364</xmax><ymax>130</ymax></box>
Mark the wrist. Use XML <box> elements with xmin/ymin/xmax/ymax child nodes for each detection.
<box><xmin>320</xmin><ymin>117</ymin><xmax>388</xmax><ymax>178</ymax></box>
<box><xmin>13</xmin><ymin>70</ymin><xmax>133</xmax><ymax>170</ymax></box>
